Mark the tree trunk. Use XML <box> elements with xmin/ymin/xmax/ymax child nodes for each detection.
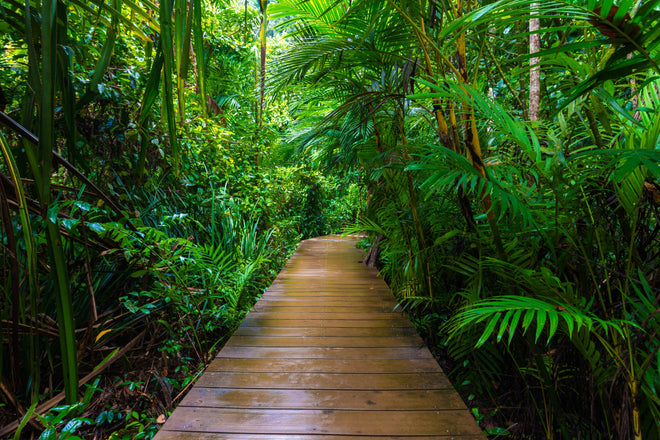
<box><xmin>529</xmin><ymin>2</ymin><xmax>540</xmax><ymax>121</ymax></box>
<box><xmin>364</xmin><ymin>234</ymin><xmax>383</xmax><ymax>269</ymax></box>
<box><xmin>456</xmin><ymin>0</ymin><xmax>505</xmax><ymax>258</ymax></box>
<box><xmin>255</xmin><ymin>0</ymin><xmax>268</xmax><ymax>169</ymax></box>
<box><xmin>259</xmin><ymin>0</ymin><xmax>267</xmax><ymax>124</ymax></box>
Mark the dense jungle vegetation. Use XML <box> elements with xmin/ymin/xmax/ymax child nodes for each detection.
<box><xmin>1</xmin><ymin>0</ymin><xmax>660</xmax><ymax>438</ymax></box>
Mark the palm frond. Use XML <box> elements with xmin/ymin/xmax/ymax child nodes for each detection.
<box><xmin>447</xmin><ymin>294</ymin><xmax>628</xmax><ymax>347</ymax></box>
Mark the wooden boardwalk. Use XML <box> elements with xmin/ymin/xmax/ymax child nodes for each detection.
<box><xmin>154</xmin><ymin>235</ymin><xmax>485</xmax><ymax>439</ymax></box>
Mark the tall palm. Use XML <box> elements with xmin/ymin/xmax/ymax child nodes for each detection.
<box><xmin>273</xmin><ymin>0</ymin><xmax>437</xmax><ymax>295</ymax></box>
<box><xmin>271</xmin><ymin>0</ymin><xmax>660</xmax><ymax>438</ymax></box>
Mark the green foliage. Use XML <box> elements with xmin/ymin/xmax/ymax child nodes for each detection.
<box><xmin>3</xmin><ymin>0</ymin><xmax>659</xmax><ymax>438</ymax></box>
<box><xmin>106</xmin><ymin>410</ymin><xmax>160</xmax><ymax>440</ymax></box>
<box><xmin>271</xmin><ymin>0</ymin><xmax>660</xmax><ymax>438</ymax></box>
<box><xmin>0</xmin><ymin>0</ymin><xmax>361</xmax><ymax>438</ymax></box>
<box><xmin>449</xmin><ymin>292</ymin><xmax>627</xmax><ymax>347</ymax></box>
<box><xmin>258</xmin><ymin>165</ymin><xmax>364</xmax><ymax>239</ymax></box>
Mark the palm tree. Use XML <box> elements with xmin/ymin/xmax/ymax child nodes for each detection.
<box><xmin>270</xmin><ymin>0</ymin><xmax>660</xmax><ymax>438</ymax></box>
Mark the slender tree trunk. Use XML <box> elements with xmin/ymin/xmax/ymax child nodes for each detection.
<box><xmin>259</xmin><ymin>0</ymin><xmax>267</xmax><ymax>124</ymax></box>
<box><xmin>255</xmin><ymin>0</ymin><xmax>268</xmax><ymax>169</ymax></box>
<box><xmin>529</xmin><ymin>2</ymin><xmax>540</xmax><ymax>121</ymax></box>
<box><xmin>412</xmin><ymin>5</ymin><xmax>476</xmax><ymax>232</ymax></box>
<box><xmin>364</xmin><ymin>234</ymin><xmax>383</xmax><ymax>268</ymax></box>
<box><xmin>177</xmin><ymin>0</ymin><xmax>194</xmax><ymax>127</ymax></box>
<box><xmin>456</xmin><ymin>0</ymin><xmax>505</xmax><ymax>257</ymax></box>
<box><xmin>192</xmin><ymin>0</ymin><xmax>207</xmax><ymax>118</ymax></box>
<box><xmin>399</xmin><ymin>106</ymin><xmax>433</xmax><ymax>298</ymax></box>
<box><xmin>244</xmin><ymin>0</ymin><xmax>249</xmax><ymax>45</ymax></box>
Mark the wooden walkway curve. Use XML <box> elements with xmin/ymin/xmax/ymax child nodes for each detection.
<box><xmin>154</xmin><ymin>235</ymin><xmax>485</xmax><ymax>439</ymax></box>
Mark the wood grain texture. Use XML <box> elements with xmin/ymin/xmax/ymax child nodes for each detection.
<box><xmin>180</xmin><ymin>388</ymin><xmax>468</xmax><ymax>410</ymax></box>
<box><xmin>225</xmin><ymin>335</ymin><xmax>424</xmax><ymax>347</ymax></box>
<box><xmin>233</xmin><ymin>326</ymin><xmax>417</xmax><ymax>337</ymax></box>
<box><xmin>154</xmin><ymin>235</ymin><xmax>485</xmax><ymax>439</ymax></box>
<box><xmin>155</xmin><ymin>432</ymin><xmax>486</xmax><ymax>440</ymax></box>
<box><xmin>205</xmin><ymin>358</ymin><xmax>442</xmax><ymax>373</ymax></box>
<box><xmin>162</xmin><ymin>407</ymin><xmax>484</xmax><ymax>436</ymax></box>
<box><xmin>194</xmin><ymin>371</ymin><xmax>453</xmax><ymax>389</ymax></box>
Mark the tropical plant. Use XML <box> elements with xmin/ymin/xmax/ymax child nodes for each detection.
<box><xmin>270</xmin><ymin>0</ymin><xmax>660</xmax><ymax>438</ymax></box>
<box><xmin>0</xmin><ymin>0</ymin><xmax>325</xmax><ymax>437</ymax></box>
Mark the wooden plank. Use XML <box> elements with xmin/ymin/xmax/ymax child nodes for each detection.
<box><xmin>244</xmin><ymin>312</ymin><xmax>407</xmax><ymax>320</ymax></box>
<box><xmin>217</xmin><ymin>346</ymin><xmax>433</xmax><ymax>359</ymax></box>
<box><xmin>247</xmin><ymin>306</ymin><xmax>397</xmax><ymax>314</ymax></box>
<box><xmin>156</xmin><ymin>433</ymin><xmax>485</xmax><ymax>440</ymax></box>
<box><xmin>233</xmin><ymin>326</ymin><xmax>418</xmax><ymax>337</ymax></box>
<box><xmin>266</xmin><ymin>281</ymin><xmax>388</xmax><ymax>286</ymax></box>
<box><xmin>251</xmin><ymin>305</ymin><xmax>401</xmax><ymax>313</ymax></box>
<box><xmin>180</xmin><ymin>388</ymin><xmax>469</xmax><ymax>410</ymax></box>
<box><xmin>265</xmin><ymin>282</ymin><xmax>386</xmax><ymax>287</ymax></box>
<box><xmin>153</xmin><ymin>236</ymin><xmax>484</xmax><ymax>440</ymax></box>
<box><xmin>205</xmin><ymin>358</ymin><xmax>443</xmax><ymax>373</ymax></box>
<box><xmin>161</xmin><ymin>407</ymin><xmax>484</xmax><ymax>436</ymax></box>
<box><xmin>253</xmin><ymin>298</ymin><xmax>399</xmax><ymax>307</ymax></box>
<box><xmin>239</xmin><ymin>318</ymin><xmax>408</xmax><ymax>328</ymax></box>
<box><xmin>225</xmin><ymin>336</ymin><xmax>424</xmax><ymax>347</ymax></box>
<box><xmin>267</xmin><ymin>285</ymin><xmax>386</xmax><ymax>288</ymax></box>
<box><xmin>195</xmin><ymin>371</ymin><xmax>452</xmax><ymax>389</ymax></box>
<box><xmin>263</xmin><ymin>289</ymin><xmax>392</xmax><ymax>301</ymax></box>
<box><xmin>264</xmin><ymin>283</ymin><xmax>388</xmax><ymax>289</ymax></box>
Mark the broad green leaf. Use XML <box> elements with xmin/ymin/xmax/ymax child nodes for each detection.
<box><xmin>38</xmin><ymin>427</ymin><xmax>57</xmax><ymax>440</ymax></box>
<box><xmin>76</xmin><ymin>22</ymin><xmax>117</xmax><ymax>109</ymax></box>
<box><xmin>477</xmin><ymin>313</ymin><xmax>501</xmax><ymax>347</ymax></box>
<box><xmin>62</xmin><ymin>219</ymin><xmax>80</xmax><ymax>230</ymax></box>
<box><xmin>547</xmin><ymin>310</ymin><xmax>559</xmax><ymax>343</ymax></box>
<box><xmin>591</xmin><ymin>87</ymin><xmax>640</xmax><ymax>126</ymax></box>
<box><xmin>535</xmin><ymin>309</ymin><xmax>547</xmax><ymax>343</ymax></box>
<box><xmin>522</xmin><ymin>308</ymin><xmax>536</xmax><ymax>334</ymax></box>
<box><xmin>600</xmin><ymin>0</ymin><xmax>614</xmax><ymax>20</ymax></box>
<box><xmin>497</xmin><ymin>310</ymin><xmax>514</xmax><ymax>343</ymax></box>
<box><xmin>508</xmin><ymin>310</ymin><xmax>522</xmax><ymax>345</ymax></box>
<box><xmin>62</xmin><ymin>419</ymin><xmax>84</xmax><ymax>436</ymax></box>
<box><xmin>87</xmin><ymin>223</ymin><xmax>106</xmax><ymax>233</ymax></box>
<box><xmin>561</xmin><ymin>312</ymin><xmax>575</xmax><ymax>339</ymax></box>
<box><xmin>433</xmin><ymin>229</ymin><xmax>462</xmax><ymax>246</ymax></box>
